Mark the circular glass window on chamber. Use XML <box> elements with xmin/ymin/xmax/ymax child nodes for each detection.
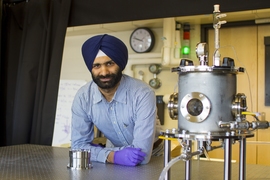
<box><xmin>180</xmin><ymin>92</ymin><xmax>211</xmax><ymax>123</ymax></box>
<box><xmin>187</xmin><ymin>98</ymin><xmax>203</xmax><ymax>116</ymax></box>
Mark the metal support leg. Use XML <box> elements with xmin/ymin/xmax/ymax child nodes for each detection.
<box><xmin>185</xmin><ymin>140</ymin><xmax>192</xmax><ymax>180</ymax></box>
<box><xmin>239</xmin><ymin>137</ymin><xmax>246</xmax><ymax>180</ymax></box>
<box><xmin>164</xmin><ymin>135</ymin><xmax>171</xmax><ymax>180</ymax></box>
<box><xmin>224</xmin><ymin>137</ymin><xmax>232</xmax><ymax>180</ymax></box>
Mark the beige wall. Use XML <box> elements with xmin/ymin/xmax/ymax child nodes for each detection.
<box><xmin>257</xmin><ymin>25</ymin><xmax>270</xmax><ymax>165</ymax></box>
<box><xmin>56</xmin><ymin>24</ymin><xmax>200</xmax><ymax>146</ymax></box>
<box><xmin>59</xmin><ymin>21</ymin><xmax>270</xmax><ymax>165</ymax></box>
<box><xmin>60</xmin><ymin>24</ymin><xmax>201</xmax><ymax>131</ymax></box>
<box><xmin>207</xmin><ymin>24</ymin><xmax>270</xmax><ymax>165</ymax></box>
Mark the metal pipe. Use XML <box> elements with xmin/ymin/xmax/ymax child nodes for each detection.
<box><xmin>239</xmin><ymin>137</ymin><xmax>246</xmax><ymax>180</ymax></box>
<box><xmin>164</xmin><ymin>131</ymin><xmax>171</xmax><ymax>180</ymax></box>
<box><xmin>185</xmin><ymin>140</ymin><xmax>192</xmax><ymax>180</ymax></box>
<box><xmin>224</xmin><ymin>135</ymin><xmax>232</xmax><ymax>180</ymax></box>
<box><xmin>213</xmin><ymin>4</ymin><xmax>221</xmax><ymax>66</ymax></box>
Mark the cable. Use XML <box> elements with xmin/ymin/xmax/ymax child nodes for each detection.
<box><xmin>213</xmin><ymin>45</ymin><xmax>254</xmax><ymax>112</ymax></box>
<box><xmin>158</xmin><ymin>136</ymin><xmax>179</xmax><ymax>141</ymax></box>
<box><xmin>242</xmin><ymin>111</ymin><xmax>261</xmax><ymax>121</ymax></box>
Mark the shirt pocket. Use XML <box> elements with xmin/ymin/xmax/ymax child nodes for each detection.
<box><xmin>118</xmin><ymin>106</ymin><xmax>134</xmax><ymax>138</ymax></box>
<box><xmin>121</xmin><ymin>115</ymin><xmax>134</xmax><ymax>130</ymax></box>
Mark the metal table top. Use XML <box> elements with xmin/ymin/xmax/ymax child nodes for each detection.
<box><xmin>0</xmin><ymin>144</ymin><xmax>269</xmax><ymax>180</ymax></box>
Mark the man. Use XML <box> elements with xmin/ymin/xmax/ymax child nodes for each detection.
<box><xmin>71</xmin><ymin>34</ymin><xmax>162</xmax><ymax>166</ymax></box>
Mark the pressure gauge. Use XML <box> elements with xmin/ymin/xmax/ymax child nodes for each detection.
<box><xmin>196</xmin><ymin>42</ymin><xmax>209</xmax><ymax>65</ymax></box>
<box><xmin>196</xmin><ymin>42</ymin><xmax>208</xmax><ymax>58</ymax></box>
<box><xmin>149</xmin><ymin>78</ymin><xmax>161</xmax><ymax>89</ymax></box>
<box><xmin>149</xmin><ymin>64</ymin><xmax>161</xmax><ymax>74</ymax></box>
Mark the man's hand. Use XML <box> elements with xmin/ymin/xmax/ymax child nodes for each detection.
<box><xmin>113</xmin><ymin>147</ymin><xmax>146</xmax><ymax>166</ymax></box>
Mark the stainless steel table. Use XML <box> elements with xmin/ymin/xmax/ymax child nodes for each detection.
<box><xmin>0</xmin><ymin>144</ymin><xmax>269</xmax><ymax>180</ymax></box>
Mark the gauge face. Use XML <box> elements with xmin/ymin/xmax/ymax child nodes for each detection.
<box><xmin>149</xmin><ymin>78</ymin><xmax>161</xmax><ymax>89</ymax></box>
<box><xmin>130</xmin><ymin>28</ymin><xmax>155</xmax><ymax>53</ymax></box>
<box><xmin>149</xmin><ymin>64</ymin><xmax>161</xmax><ymax>74</ymax></box>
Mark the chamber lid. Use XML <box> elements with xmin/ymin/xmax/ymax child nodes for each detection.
<box><xmin>172</xmin><ymin>65</ymin><xmax>245</xmax><ymax>74</ymax></box>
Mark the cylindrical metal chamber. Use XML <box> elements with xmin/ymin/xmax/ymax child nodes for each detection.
<box><xmin>178</xmin><ymin>70</ymin><xmax>237</xmax><ymax>133</ymax></box>
<box><xmin>67</xmin><ymin>149</ymin><xmax>92</xmax><ymax>170</ymax></box>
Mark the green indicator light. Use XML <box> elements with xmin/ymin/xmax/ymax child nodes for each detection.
<box><xmin>182</xmin><ymin>46</ymin><xmax>190</xmax><ymax>55</ymax></box>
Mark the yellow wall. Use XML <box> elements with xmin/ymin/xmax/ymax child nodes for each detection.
<box><xmin>207</xmin><ymin>24</ymin><xmax>270</xmax><ymax>165</ymax></box>
<box><xmin>257</xmin><ymin>25</ymin><xmax>270</xmax><ymax>165</ymax></box>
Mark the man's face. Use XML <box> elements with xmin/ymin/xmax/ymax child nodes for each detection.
<box><xmin>91</xmin><ymin>56</ymin><xmax>122</xmax><ymax>89</ymax></box>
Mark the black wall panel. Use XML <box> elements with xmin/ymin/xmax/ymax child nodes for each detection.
<box><xmin>68</xmin><ymin>0</ymin><xmax>270</xmax><ymax>27</ymax></box>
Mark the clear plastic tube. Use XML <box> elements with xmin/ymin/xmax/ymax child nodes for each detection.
<box><xmin>158</xmin><ymin>154</ymin><xmax>186</xmax><ymax>180</ymax></box>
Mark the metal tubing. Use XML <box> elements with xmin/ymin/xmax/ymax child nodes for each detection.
<box><xmin>239</xmin><ymin>137</ymin><xmax>246</xmax><ymax>180</ymax></box>
<box><xmin>185</xmin><ymin>140</ymin><xmax>192</xmax><ymax>180</ymax></box>
<box><xmin>164</xmin><ymin>135</ymin><xmax>171</xmax><ymax>180</ymax></box>
<box><xmin>224</xmin><ymin>137</ymin><xmax>232</xmax><ymax>180</ymax></box>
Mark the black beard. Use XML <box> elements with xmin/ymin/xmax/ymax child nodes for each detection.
<box><xmin>92</xmin><ymin>70</ymin><xmax>122</xmax><ymax>89</ymax></box>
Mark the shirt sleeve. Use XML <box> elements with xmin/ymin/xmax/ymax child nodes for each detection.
<box><xmin>71</xmin><ymin>90</ymin><xmax>113</xmax><ymax>163</ymax></box>
<box><xmin>131</xmin><ymin>88</ymin><xmax>157</xmax><ymax>164</ymax></box>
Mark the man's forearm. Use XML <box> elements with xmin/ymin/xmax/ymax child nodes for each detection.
<box><xmin>106</xmin><ymin>151</ymin><xmax>115</xmax><ymax>163</ymax></box>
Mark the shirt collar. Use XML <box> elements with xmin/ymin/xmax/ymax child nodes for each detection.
<box><xmin>92</xmin><ymin>76</ymin><xmax>127</xmax><ymax>104</ymax></box>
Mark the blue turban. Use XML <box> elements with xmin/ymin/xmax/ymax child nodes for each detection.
<box><xmin>81</xmin><ymin>34</ymin><xmax>128</xmax><ymax>72</ymax></box>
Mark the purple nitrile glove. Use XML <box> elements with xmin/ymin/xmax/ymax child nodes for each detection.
<box><xmin>114</xmin><ymin>147</ymin><xmax>146</xmax><ymax>166</ymax></box>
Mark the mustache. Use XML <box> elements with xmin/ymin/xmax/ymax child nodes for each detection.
<box><xmin>97</xmin><ymin>74</ymin><xmax>115</xmax><ymax>79</ymax></box>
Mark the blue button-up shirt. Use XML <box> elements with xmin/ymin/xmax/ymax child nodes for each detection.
<box><xmin>71</xmin><ymin>74</ymin><xmax>157</xmax><ymax>164</ymax></box>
